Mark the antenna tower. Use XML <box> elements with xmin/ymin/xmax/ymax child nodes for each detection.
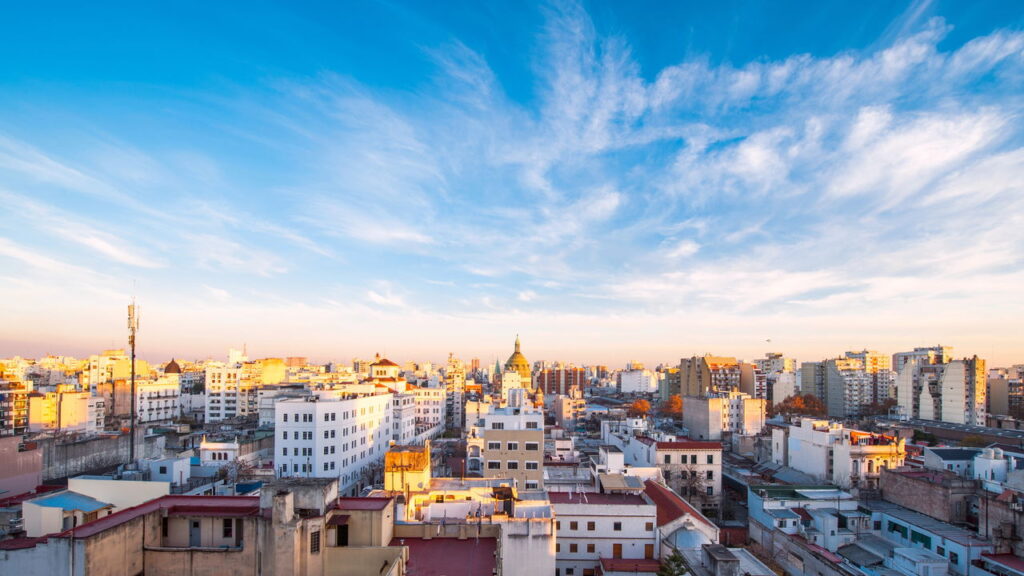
<box><xmin>128</xmin><ymin>300</ymin><xmax>140</xmax><ymax>464</ymax></box>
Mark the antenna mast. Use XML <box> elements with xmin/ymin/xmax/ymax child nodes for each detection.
<box><xmin>128</xmin><ymin>300</ymin><xmax>140</xmax><ymax>464</ymax></box>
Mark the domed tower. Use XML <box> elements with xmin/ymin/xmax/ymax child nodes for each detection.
<box><xmin>504</xmin><ymin>335</ymin><xmax>533</xmax><ymax>390</ymax></box>
<box><xmin>164</xmin><ymin>358</ymin><xmax>182</xmax><ymax>374</ymax></box>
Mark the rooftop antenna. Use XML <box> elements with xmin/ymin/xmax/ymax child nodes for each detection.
<box><xmin>127</xmin><ymin>298</ymin><xmax>140</xmax><ymax>464</ymax></box>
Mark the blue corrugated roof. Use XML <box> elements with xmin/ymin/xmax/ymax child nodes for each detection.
<box><xmin>33</xmin><ymin>491</ymin><xmax>111</xmax><ymax>513</ymax></box>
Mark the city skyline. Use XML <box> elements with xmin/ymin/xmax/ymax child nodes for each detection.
<box><xmin>2</xmin><ymin>1</ymin><xmax>1023</xmax><ymax>365</ymax></box>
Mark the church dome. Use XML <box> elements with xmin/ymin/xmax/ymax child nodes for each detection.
<box><xmin>164</xmin><ymin>358</ymin><xmax>182</xmax><ymax>374</ymax></box>
<box><xmin>504</xmin><ymin>336</ymin><xmax>532</xmax><ymax>388</ymax></box>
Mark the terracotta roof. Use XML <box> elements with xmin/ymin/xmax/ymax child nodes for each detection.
<box><xmin>983</xmin><ymin>553</ymin><xmax>1024</xmax><ymax>572</ymax></box>
<box><xmin>792</xmin><ymin>507</ymin><xmax>812</xmax><ymax>522</ymax></box>
<box><xmin>58</xmin><ymin>496</ymin><xmax>260</xmax><ymax>540</ymax></box>
<box><xmin>643</xmin><ymin>479</ymin><xmax>716</xmax><ymax>533</ymax></box>
<box><xmin>599</xmin><ymin>558</ymin><xmax>661</xmax><ymax>574</ymax></box>
<box><xmin>656</xmin><ymin>441</ymin><xmax>722</xmax><ymax>450</ymax></box>
<box><xmin>392</xmin><ymin>536</ymin><xmax>497</xmax><ymax>576</ymax></box>
<box><xmin>371</xmin><ymin>358</ymin><xmax>400</xmax><ymax>367</ymax></box>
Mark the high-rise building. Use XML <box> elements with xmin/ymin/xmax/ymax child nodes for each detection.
<box><xmin>802</xmin><ymin>354</ymin><xmax>894</xmax><ymax>418</ymax></box>
<box><xmin>679</xmin><ymin>355</ymin><xmax>752</xmax><ymax>397</ymax></box>
<box><xmin>892</xmin><ymin>345</ymin><xmax>954</xmax><ymax>373</ymax></box>
<box><xmin>444</xmin><ymin>353</ymin><xmax>466</xmax><ymax>430</ymax></box>
<box><xmin>536</xmin><ymin>365</ymin><xmax>587</xmax><ymax>396</ymax></box>
<box><xmin>896</xmin><ymin>354</ymin><xmax>986</xmax><ymax>425</ymax></box>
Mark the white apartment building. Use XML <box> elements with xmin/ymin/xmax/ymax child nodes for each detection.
<box><xmin>637</xmin><ymin>438</ymin><xmax>723</xmax><ymax>512</ymax></box>
<box><xmin>204</xmin><ymin>365</ymin><xmax>255</xmax><ymax>422</ymax></box>
<box><xmin>774</xmin><ymin>418</ymin><xmax>905</xmax><ymax>490</ymax></box>
<box><xmin>754</xmin><ymin>353</ymin><xmax>798</xmax><ymax>403</ymax></box>
<box><xmin>135</xmin><ymin>375</ymin><xmax>181</xmax><ymax>424</ymax></box>
<box><xmin>619</xmin><ymin>368</ymin><xmax>658</xmax><ymax>394</ymax></box>
<box><xmin>896</xmin><ymin>354</ymin><xmax>986</xmax><ymax>425</ymax></box>
<box><xmin>682</xmin><ymin>391</ymin><xmax>765</xmax><ymax>441</ymax></box>
<box><xmin>411</xmin><ymin>384</ymin><xmax>446</xmax><ymax>441</ymax></box>
<box><xmin>550</xmin><ymin>490</ymin><xmax>659</xmax><ymax>576</ymax></box>
<box><xmin>274</xmin><ymin>391</ymin><xmax>394</xmax><ymax>496</ymax></box>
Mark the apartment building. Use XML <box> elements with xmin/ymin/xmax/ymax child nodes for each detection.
<box><xmin>679</xmin><ymin>355</ymin><xmax>754</xmax><ymax>397</ymax></box>
<box><xmin>550</xmin><ymin>490</ymin><xmax>659</xmax><ymax>576</ymax></box>
<box><xmin>466</xmin><ymin>390</ymin><xmax>544</xmax><ymax>489</ymax></box>
<box><xmin>0</xmin><ymin>382</ymin><xmax>28</xmax><ymax>436</ymax></box>
<box><xmin>204</xmin><ymin>365</ymin><xmax>255</xmax><ymax>422</ymax></box>
<box><xmin>802</xmin><ymin>355</ymin><xmax>894</xmax><ymax>418</ymax></box>
<box><xmin>411</xmin><ymin>384</ymin><xmax>445</xmax><ymax>440</ymax></box>
<box><xmin>682</xmin><ymin>391</ymin><xmax>765</xmax><ymax>441</ymax></box>
<box><xmin>135</xmin><ymin>375</ymin><xmax>181</xmax><ymax>424</ymax></box>
<box><xmin>896</xmin><ymin>353</ymin><xmax>986</xmax><ymax>425</ymax></box>
<box><xmin>443</xmin><ymin>353</ymin><xmax>465</xmax><ymax>430</ymax></box>
<box><xmin>637</xmin><ymin>438</ymin><xmax>722</xmax><ymax>513</ymax></box>
<box><xmin>27</xmin><ymin>390</ymin><xmax>104</xmax><ymax>433</ymax></box>
<box><xmin>537</xmin><ymin>365</ymin><xmax>588</xmax><ymax>396</ymax></box>
<box><xmin>275</xmin><ymin>391</ymin><xmax>394</xmax><ymax>496</ymax></box>
<box><xmin>773</xmin><ymin>418</ymin><xmax>905</xmax><ymax>490</ymax></box>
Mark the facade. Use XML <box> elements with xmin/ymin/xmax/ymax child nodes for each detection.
<box><xmin>27</xmin><ymin>390</ymin><xmax>103</xmax><ymax>433</ymax></box>
<box><xmin>679</xmin><ymin>356</ymin><xmax>752</xmax><ymax>398</ymax></box>
<box><xmin>275</xmin><ymin>391</ymin><xmax>394</xmax><ymax>496</ymax></box>
<box><xmin>537</xmin><ymin>365</ymin><xmax>588</xmax><ymax>397</ymax></box>
<box><xmin>896</xmin><ymin>355</ymin><xmax>987</xmax><ymax>425</ymax></box>
<box><xmin>443</xmin><ymin>353</ymin><xmax>465</xmax><ymax>431</ymax></box>
<box><xmin>554</xmin><ymin>390</ymin><xmax>587</xmax><ymax>430</ymax></box>
<box><xmin>135</xmin><ymin>375</ymin><xmax>181</xmax><ymax>424</ymax></box>
<box><xmin>802</xmin><ymin>355</ymin><xmax>894</xmax><ymax>418</ymax></box>
<box><xmin>550</xmin><ymin>491</ymin><xmax>659</xmax><ymax>576</ymax></box>
<box><xmin>776</xmin><ymin>419</ymin><xmax>905</xmax><ymax>490</ymax></box>
<box><xmin>640</xmin><ymin>439</ymin><xmax>722</xmax><ymax>513</ymax></box>
<box><xmin>467</xmin><ymin>393</ymin><xmax>545</xmax><ymax>489</ymax></box>
<box><xmin>0</xmin><ymin>382</ymin><xmax>29</xmax><ymax>436</ymax></box>
<box><xmin>204</xmin><ymin>366</ymin><xmax>254</xmax><ymax>422</ymax></box>
<box><xmin>619</xmin><ymin>367</ymin><xmax>658</xmax><ymax>394</ymax></box>
<box><xmin>682</xmin><ymin>391</ymin><xmax>765</xmax><ymax>441</ymax></box>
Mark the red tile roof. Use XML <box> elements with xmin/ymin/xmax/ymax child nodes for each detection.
<box><xmin>61</xmin><ymin>496</ymin><xmax>261</xmax><ymax>539</ymax></box>
<box><xmin>599</xmin><ymin>558</ymin><xmax>661</xmax><ymax>574</ymax></box>
<box><xmin>548</xmin><ymin>492</ymin><xmax>647</xmax><ymax>505</ymax></box>
<box><xmin>642</xmin><ymin>480</ymin><xmax>716</xmax><ymax>534</ymax></box>
<box><xmin>391</xmin><ymin>537</ymin><xmax>497</xmax><ymax>576</ymax></box>
<box><xmin>983</xmin><ymin>553</ymin><xmax>1024</xmax><ymax>572</ymax></box>
<box><xmin>656</xmin><ymin>441</ymin><xmax>722</xmax><ymax>450</ymax></box>
<box><xmin>791</xmin><ymin>507</ymin><xmax>812</xmax><ymax>522</ymax></box>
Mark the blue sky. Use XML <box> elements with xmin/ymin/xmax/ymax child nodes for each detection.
<box><xmin>1</xmin><ymin>0</ymin><xmax>1022</xmax><ymax>366</ymax></box>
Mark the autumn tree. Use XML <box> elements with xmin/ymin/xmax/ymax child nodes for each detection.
<box><xmin>772</xmin><ymin>394</ymin><xmax>827</xmax><ymax>418</ymax></box>
<box><xmin>629</xmin><ymin>398</ymin><xmax>652</xmax><ymax>417</ymax></box>
<box><xmin>660</xmin><ymin>395</ymin><xmax>683</xmax><ymax>416</ymax></box>
<box><xmin>860</xmin><ymin>398</ymin><xmax>897</xmax><ymax>417</ymax></box>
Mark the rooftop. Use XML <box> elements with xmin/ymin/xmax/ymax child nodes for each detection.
<box><xmin>926</xmin><ymin>447</ymin><xmax>982</xmax><ymax>461</ymax></box>
<box><xmin>30</xmin><ymin>491</ymin><xmax>111</xmax><ymax>513</ymax></box>
<box><xmin>392</xmin><ymin>536</ymin><xmax>497</xmax><ymax>576</ymax></box>
<box><xmin>336</xmin><ymin>497</ymin><xmax>392</xmax><ymax>511</ymax></box>
<box><xmin>548</xmin><ymin>492</ymin><xmax>647</xmax><ymax>506</ymax></box>
<box><xmin>859</xmin><ymin>500</ymin><xmax>990</xmax><ymax>546</ymax></box>
<box><xmin>599</xmin><ymin>558</ymin><xmax>661</xmax><ymax>573</ymax></box>
<box><xmin>643</xmin><ymin>480</ymin><xmax>715</xmax><ymax>530</ymax></box>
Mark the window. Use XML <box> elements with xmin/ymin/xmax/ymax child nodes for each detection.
<box><xmin>487</xmin><ymin>461</ymin><xmax>501</xmax><ymax>470</ymax></box>
<box><xmin>159</xmin><ymin>466</ymin><xmax>167</xmax><ymax>474</ymax></box>
<box><xmin>162</xmin><ymin>517</ymin><xmax>168</xmax><ymax>537</ymax></box>
<box><xmin>555</xmin><ymin>543</ymin><xmax>561</xmax><ymax>552</ymax></box>
<box><xmin>492</xmin><ymin>422</ymin><xmax>504</xmax><ymax>430</ymax></box>
<box><xmin>325</xmin><ymin>413</ymin><xmax>330</xmax><ymax>421</ymax></box>
<box><xmin>690</xmin><ymin>455</ymin><xmax>697</xmax><ymax>464</ymax></box>
<box><xmin>707</xmin><ymin>454</ymin><xmax>714</xmax><ymax>464</ymax></box>
<box><xmin>706</xmin><ymin>486</ymin><xmax>713</xmax><ymax>495</ymax></box>
<box><xmin>488</xmin><ymin>441</ymin><xmax>501</xmax><ymax>450</ymax></box>
<box><xmin>706</xmin><ymin>470</ymin><xmax>713</xmax><ymax>480</ymax></box>
<box><xmin>949</xmin><ymin>552</ymin><xmax>959</xmax><ymax>565</ymax></box>
<box><xmin>310</xmin><ymin>530</ymin><xmax>321</xmax><ymax>554</ymax></box>
<box><xmin>283</xmin><ymin>413</ymin><xmax>288</xmax><ymax>422</ymax></box>
<box><xmin>613</xmin><ymin>522</ymin><xmax>622</xmax><ymax>531</ymax></box>
<box><xmin>569</xmin><ymin>543</ymin><xmax>578</xmax><ymax>553</ymax></box>
<box><xmin>526</xmin><ymin>481</ymin><xmax>539</xmax><ymax>489</ymax></box>
<box><xmin>526</xmin><ymin>421</ymin><xmax>538</xmax><ymax>429</ymax></box>
<box><xmin>556</xmin><ymin>521</ymin><xmax>561</xmax><ymax>530</ymax></box>
<box><xmin>526</xmin><ymin>461</ymin><xmax>539</xmax><ymax>470</ymax></box>
<box><xmin>223</xmin><ymin>518</ymin><xmax>233</xmax><ymax>538</ymax></box>
<box><xmin>525</xmin><ymin>442</ymin><xmax>539</xmax><ymax>451</ymax></box>
<box><xmin>506</xmin><ymin>461</ymin><xmax>519</xmax><ymax>470</ymax></box>
<box><xmin>282</xmin><ymin>447</ymin><xmax>287</xmax><ymax>456</ymax></box>
<box><xmin>570</xmin><ymin>521</ymin><xmax>578</xmax><ymax>530</ymax></box>
<box><xmin>645</xmin><ymin>522</ymin><xmax>653</xmax><ymax>531</ymax></box>
<box><xmin>507</xmin><ymin>442</ymin><xmax>519</xmax><ymax>451</ymax></box>
<box><xmin>937</xmin><ymin>546</ymin><xmax>945</xmax><ymax>556</ymax></box>
<box><xmin>664</xmin><ymin>454</ymin><xmax>671</xmax><ymax>464</ymax></box>
<box><xmin>587</xmin><ymin>543</ymin><xmax>595</xmax><ymax>553</ymax></box>
<box><xmin>587</xmin><ymin>521</ymin><xmax>595</xmax><ymax>531</ymax></box>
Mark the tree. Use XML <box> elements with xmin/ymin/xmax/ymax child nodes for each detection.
<box><xmin>860</xmin><ymin>398</ymin><xmax>897</xmax><ymax>417</ymax></box>
<box><xmin>660</xmin><ymin>395</ymin><xmax>682</xmax><ymax>416</ymax></box>
<box><xmin>657</xmin><ymin>549</ymin><xmax>689</xmax><ymax>576</ymax></box>
<box><xmin>629</xmin><ymin>398</ymin><xmax>652</xmax><ymax>417</ymax></box>
<box><xmin>771</xmin><ymin>394</ymin><xmax>827</xmax><ymax>418</ymax></box>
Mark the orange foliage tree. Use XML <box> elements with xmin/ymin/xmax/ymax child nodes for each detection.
<box><xmin>659</xmin><ymin>395</ymin><xmax>682</xmax><ymax>416</ymax></box>
<box><xmin>629</xmin><ymin>398</ymin><xmax>652</xmax><ymax>417</ymax></box>
<box><xmin>771</xmin><ymin>393</ymin><xmax>827</xmax><ymax>418</ymax></box>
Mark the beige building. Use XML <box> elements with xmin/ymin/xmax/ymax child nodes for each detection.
<box><xmin>679</xmin><ymin>355</ymin><xmax>754</xmax><ymax>397</ymax></box>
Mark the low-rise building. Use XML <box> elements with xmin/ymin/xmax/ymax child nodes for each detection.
<box><xmin>550</xmin><ymin>491</ymin><xmax>659</xmax><ymax>576</ymax></box>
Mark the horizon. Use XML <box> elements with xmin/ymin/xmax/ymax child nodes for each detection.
<box><xmin>2</xmin><ymin>1</ymin><xmax>1023</xmax><ymax>366</ymax></box>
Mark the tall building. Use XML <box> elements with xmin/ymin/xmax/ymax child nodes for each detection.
<box><xmin>679</xmin><ymin>355</ymin><xmax>752</xmax><ymax>397</ymax></box>
<box><xmin>274</xmin><ymin>391</ymin><xmax>394</xmax><ymax>496</ymax></box>
<box><xmin>0</xmin><ymin>382</ymin><xmax>28</xmax><ymax>437</ymax></box>
<box><xmin>896</xmin><ymin>353</ymin><xmax>986</xmax><ymax>425</ymax></box>
<box><xmin>618</xmin><ymin>365</ymin><xmax>658</xmax><ymax>394</ymax></box>
<box><xmin>536</xmin><ymin>364</ymin><xmax>587</xmax><ymax>396</ymax></box>
<box><xmin>754</xmin><ymin>353</ymin><xmax>797</xmax><ymax>403</ymax></box>
<box><xmin>892</xmin><ymin>345</ymin><xmax>954</xmax><ymax>373</ymax></box>
<box><xmin>443</xmin><ymin>353</ymin><xmax>466</xmax><ymax>431</ymax></box>
<box><xmin>466</xmin><ymin>390</ymin><xmax>544</xmax><ymax>489</ymax></box>
<box><xmin>802</xmin><ymin>354</ymin><xmax>894</xmax><ymax>418</ymax></box>
<box><xmin>682</xmin><ymin>391</ymin><xmax>766</xmax><ymax>441</ymax></box>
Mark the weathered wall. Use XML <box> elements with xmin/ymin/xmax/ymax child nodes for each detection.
<box><xmin>39</xmin><ymin>433</ymin><xmax>165</xmax><ymax>480</ymax></box>
<box><xmin>0</xmin><ymin>436</ymin><xmax>42</xmax><ymax>495</ymax></box>
<box><xmin>878</xmin><ymin>468</ymin><xmax>975</xmax><ymax>524</ymax></box>
<box><xmin>144</xmin><ymin>547</ymin><xmax>254</xmax><ymax>576</ymax></box>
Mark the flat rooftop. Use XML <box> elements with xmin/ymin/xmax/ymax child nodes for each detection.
<box><xmin>392</xmin><ymin>537</ymin><xmax>497</xmax><ymax>576</ymax></box>
<box><xmin>859</xmin><ymin>500</ymin><xmax>990</xmax><ymax>546</ymax></box>
<box><xmin>548</xmin><ymin>492</ymin><xmax>647</xmax><ymax>506</ymax></box>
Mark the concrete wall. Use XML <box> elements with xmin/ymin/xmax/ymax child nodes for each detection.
<box><xmin>0</xmin><ymin>436</ymin><xmax>42</xmax><ymax>495</ymax></box>
<box><xmin>144</xmin><ymin>547</ymin><xmax>254</xmax><ymax>576</ymax></box>
<box><xmin>39</xmin><ymin>433</ymin><xmax>165</xmax><ymax>481</ymax></box>
<box><xmin>878</xmin><ymin>468</ymin><xmax>974</xmax><ymax>524</ymax></box>
<box><xmin>324</xmin><ymin>547</ymin><xmax>406</xmax><ymax>576</ymax></box>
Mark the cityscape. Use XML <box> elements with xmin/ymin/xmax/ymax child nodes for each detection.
<box><xmin>2</xmin><ymin>2</ymin><xmax>1023</xmax><ymax>576</ymax></box>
